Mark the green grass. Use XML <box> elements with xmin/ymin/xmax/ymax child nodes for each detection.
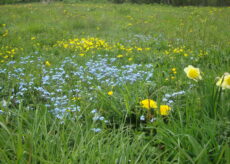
<box><xmin>0</xmin><ymin>2</ymin><xmax>230</xmax><ymax>163</ymax></box>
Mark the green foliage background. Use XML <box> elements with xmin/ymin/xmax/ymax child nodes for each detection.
<box><xmin>0</xmin><ymin>0</ymin><xmax>229</xmax><ymax>5</ymax></box>
<box><xmin>0</xmin><ymin>2</ymin><xmax>229</xmax><ymax>163</ymax></box>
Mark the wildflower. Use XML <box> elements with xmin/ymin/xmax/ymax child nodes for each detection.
<box><xmin>184</xmin><ymin>65</ymin><xmax>202</xmax><ymax>81</ymax></box>
<box><xmin>171</xmin><ymin>68</ymin><xmax>177</xmax><ymax>74</ymax></box>
<box><xmin>216</xmin><ymin>73</ymin><xmax>230</xmax><ymax>89</ymax></box>
<box><xmin>173</xmin><ymin>48</ymin><xmax>179</xmax><ymax>53</ymax></box>
<box><xmin>93</xmin><ymin>114</ymin><xmax>101</xmax><ymax>121</ymax></box>
<box><xmin>165</xmin><ymin>50</ymin><xmax>169</xmax><ymax>55</ymax></box>
<box><xmin>171</xmin><ymin>68</ymin><xmax>176</xmax><ymax>72</ymax></box>
<box><xmin>127</xmin><ymin>23</ymin><xmax>133</xmax><ymax>26</ymax></box>
<box><xmin>160</xmin><ymin>105</ymin><xmax>171</xmax><ymax>116</ymax></box>
<box><xmin>31</xmin><ymin>37</ymin><xmax>36</xmax><ymax>40</ymax></box>
<box><xmin>117</xmin><ymin>54</ymin><xmax>123</xmax><ymax>58</ymax></box>
<box><xmin>2</xmin><ymin>99</ymin><xmax>7</xmax><ymax>107</ymax></box>
<box><xmin>45</xmin><ymin>61</ymin><xmax>51</xmax><ymax>67</ymax></box>
<box><xmin>108</xmin><ymin>91</ymin><xmax>113</xmax><ymax>96</ymax></box>
<box><xmin>128</xmin><ymin>57</ymin><xmax>133</xmax><ymax>61</ymax></box>
<box><xmin>79</xmin><ymin>53</ymin><xmax>85</xmax><ymax>57</ymax></box>
<box><xmin>150</xmin><ymin>118</ymin><xmax>157</xmax><ymax>122</ymax></box>
<box><xmin>140</xmin><ymin>115</ymin><xmax>145</xmax><ymax>121</ymax></box>
<box><xmin>2</xmin><ymin>30</ymin><xmax>8</xmax><ymax>37</ymax></box>
<box><xmin>91</xmin><ymin>128</ymin><xmax>101</xmax><ymax>133</ymax></box>
<box><xmin>140</xmin><ymin>99</ymin><xmax>157</xmax><ymax>110</ymax></box>
<box><xmin>71</xmin><ymin>97</ymin><xmax>81</xmax><ymax>101</ymax></box>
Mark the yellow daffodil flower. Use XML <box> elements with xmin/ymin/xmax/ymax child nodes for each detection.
<box><xmin>216</xmin><ymin>73</ymin><xmax>230</xmax><ymax>89</ymax></box>
<box><xmin>184</xmin><ymin>65</ymin><xmax>202</xmax><ymax>81</ymax></box>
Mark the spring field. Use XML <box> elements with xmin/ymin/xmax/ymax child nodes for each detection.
<box><xmin>0</xmin><ymin>2</ymin><xmax>230</xmax><ymax>163</ymax></box>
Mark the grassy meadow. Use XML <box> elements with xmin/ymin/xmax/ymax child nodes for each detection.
<box><xmin>0</xmin><ymin>2</ymin><xmax>230</xmax><ymax>163</ymax></box>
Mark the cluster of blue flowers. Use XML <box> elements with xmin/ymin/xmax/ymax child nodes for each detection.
<box><xmin>1</xmin><ymin>53</ymin><xmax>154</xmax><ymax>125</ymax></box>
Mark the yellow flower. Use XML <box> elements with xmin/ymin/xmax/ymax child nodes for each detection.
<box><xmin>140</xmin><ymin>99</ymin><xmax>158</xmax><ymax>110</ymax></box>
<box><xmin>79</xmin><ymin>53</ymin><xmax>85</xmax><ymax>57</ymax></box>
<box><xmin>45</xmin><ymin>61</ymin><xmax>51</xmax><ymax>67</ymax></box>
<box><xmin>117</xmin><ymin>54</ymin><xmax>123</xmax><ymax>58</ymax></box>
<box><xmin>160</xmin><ymin>105</ymin><xmax>171</xmax><ymax>116</ymax></box>
<box><xmin>128</xmin><ymin>57</ymin><xmax>133</xmax><ymax>61</ymax></box>
<box><xmin>216</xmin><ymin>73</ymin><xmax>230</xmax><ymax>89</ymax></box>
<box><xmin>127</xmin><ymin>23</ymin><xmax>133</xmax><ymax>26</ymax></box>
<box><xmin>3</xmin><ymin>31</ymin><xmax>8</xmax><ymax>37</ymax></box>
<box><xmin>72</xmin><ymin>97</ymin><xmax>81</xmax><ymax>101</ymax></box>
<box><xmin>108</xmin><ymin>91</ymin><xmax>113</xmax><ymax>96</ymax></box>
<box><xmin>184</xmin><ymin>65</ymin><xmax>202</xmax><ymax>81</ymax></box>
<box><xmin>165</xmin><ymin>50</ymin><xmax>169</xmax><ymax>55</ymax></box>
<box><xmin>31</xmin><ymin>37</ymin><xmax>36</xmax><ymax>40</ymax></box>
<box><xmin>171</xmin><ymin>68</ymin><xmax>176</xmax><ymax>72</ymax></box>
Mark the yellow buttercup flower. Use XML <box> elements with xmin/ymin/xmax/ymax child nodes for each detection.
<box><xmin>184</xmin><ymin>65</ymin><xmax>202</xmax><ymax>81</ymax></box>
<box><xmin>140</xmin><ymin>99</ymin><xmax>157</xmax><ymax>110</ymax></box>
<box><xmin>184</xmin><ymin>53</ymin><xmax>188</xmax><ymax>57</ymax></box>
<box><xmin>45</xmin><ymin>61</ymin><xmax>51</xmax><ymax>67</ymax></box>
<box><xmin>71</xmin><ymin>97</ymin><xmax>81</xmax><ymax>101</ymax></box>
<box><xmin>128</xmin><ymin>57</ymin><xmax>133</xmax><ymax>61</ymax></box>
<box><xmin>127</xmin><ymin>23</ymin><xmax>133</xmax><ymax>26</ymax></box>
<box><xmin>160</xmin><ymin>105</ymin><xmax>171</xmax><ymax>116</ymax></box>
<box><xmin>216</xmin><ymin>73</ymin><xmax>230</xmax><ymax>89</ymax></box>
<box><xmin>164</xmin><ymin>50</ymin><xmax>169</xmax><ymax>55</ymax></box>
<box><xmin>136</xmin><ymin>47</ymin><xmax>142</xmax><ymax>51</ymax></box>
<box><xmin>171</xmin><ymin>68</ymin><xmax>176</xmax><ymax>72</ymax></box>
<box><xmin>108</xmin><ymin>91</ymin><xmax>113</xmax><ymax>96</ymax></box>
<box><xmin>117</xmin><ymin>54</ymin><xmax>123</xmax><ymax>58</ymax></box>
